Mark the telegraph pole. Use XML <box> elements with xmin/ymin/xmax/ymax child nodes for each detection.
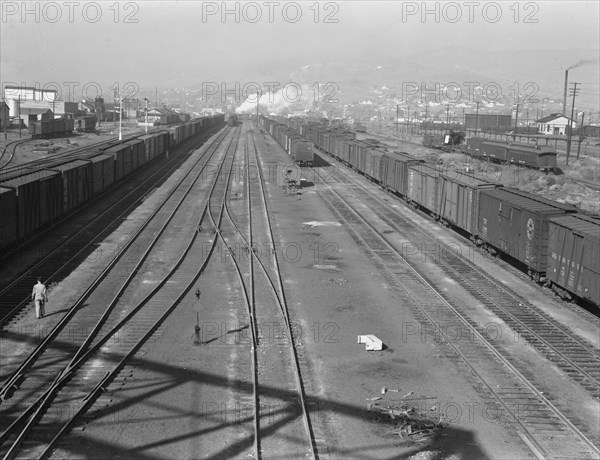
<box><xmin>118</xmin><ymin>86</ymin><xmax>122</xmax><ymax>141</ymax></box>
<box><xmin>144</xmin><ymin>98</ymin><xmax>148</xmax><ymax>134</ymax></box>
<box><xmin>566</xmin><ymin>82</ymin><xmax>580</xmax><ymax>166</ymax></box>
<box><xmin>396</xmin><ymin>104</ymin><xmax>399</xmax><ymax>132</ymax></box>
<box><xmin>18</xmin><ymin>95</ymin><xmax>21</xmax><ymax>138</ymax></box>
<box><xmin>446</xmin><ymin>104</ymin><xmax>450</xmax><ymax>126</ymax></box>
<box><xmin>474</xmin><ymin>102</ymin><xmax>480</xmax><ymax>138</ymax></box>
<box><xmin>576</xmin><ymin>112</ymin><xmax>585</xmax><ymax>160</ymax></box>
<box><xmin>513</xmin><ymin>103</ymin><xmax>520</xmax><ymax>140</ymax></box>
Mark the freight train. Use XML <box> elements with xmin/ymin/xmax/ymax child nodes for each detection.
<box><xmin>0</xmin><ymin>114</ymin><xmax>224</xmax><ymax>253</ymax></box>
<box><xmin>258</xmin><ymin>118</ymin><xmax>314</xmax><ymax>165</ymax></box>
<box><xmin>463</xmin><ymin>138</ymin><xmax>558</xmax><ymax>171</ymax></box>
<box><xmin>261</xmin><ymin>115</ymin><xmax>599</xmax><ymax>309</ymax></box>
<box><xmin>424</xmin><ymin>134</ymin><xmax>558</xmax><ymax>171</ymax></box>
<box><xmin>29</xmin><ymin>118</ymin><xmax>75</xmax><ymax>137</ymax></box>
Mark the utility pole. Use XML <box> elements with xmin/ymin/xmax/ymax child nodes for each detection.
<box><xmin>474</xmin><ymin>102</ymin><xmax>480</xmax><ymax>138</ymax></box>
<box><xmin>576</xmin><ymin>112</ymin><xmax>585</xmax><ymax>160</ymax></box>
<box><xmin>155</xmin><ymin>87</ymin><xmax>158</xmax><ymax>109</ymax></box>
<box><xmin>566</xmin><ymin>82</ymin><xmax>580</xmax><ymax>166</ymax></box>
<box><xmin>18</xmin><ymin>95</ymin><xmax>21</xmax><ymax>138</ymax></box>
<box><xmin>118</xmin><ymin>86</ymin><xmax>122</xmax><ymax>141</ymax></box>
<box><xmin>396</xmin><ymin>104</ymin><xmax>399</xmax><ymax>132</ymax></box>
<box><xmin>144</xmin><ymin>98</ymin><xmax>148</xmax><ymax>134</ymax></box>
<box><xmin>513</xmin><ymin>103</ymin><xmax>520</xmax><ymax>140</ymax></box>
<box><xmin>445</xmin><ymin>104</ymin><xmax>450</xmax><ymax>126</ymax></box>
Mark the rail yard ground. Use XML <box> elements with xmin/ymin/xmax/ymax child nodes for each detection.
<box><xmin>1</xmin><ymin>122</ymin><xmax>599</xmax><ymax>459</ymax></box>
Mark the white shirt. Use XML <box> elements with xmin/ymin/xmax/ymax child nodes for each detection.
<box><xmin>32</xmin><ymin>282</ymin><xmax>47</xmax><ymax>301</ymax></box>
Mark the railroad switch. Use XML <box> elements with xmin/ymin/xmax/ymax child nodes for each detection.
<box><xmin>194</xmin><ymin>324</ymin><xmax>201</xmax><ymax>344</ymax></box>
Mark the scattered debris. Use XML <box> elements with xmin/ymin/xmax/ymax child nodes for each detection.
<box><xmin>368</xmin><ymin>388</ymin><xmax>444</xmax><ymax>444</ymax></box>
<box><xmin>357</xmin><ymin>334</ymin><xmax>383</xmax><ymax>351</ymax></box>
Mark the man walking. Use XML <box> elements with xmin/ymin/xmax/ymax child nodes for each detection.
<box><xmin>32</xmin><ymin>278</ymin><xmax>48</xmax><ymax>319</ymax></box>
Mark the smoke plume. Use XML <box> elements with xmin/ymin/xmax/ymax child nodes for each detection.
<box><xmin>235</xmin><ymin>84</ymin><xmax>314</xmax><ymax>115</ymax></box>
<box><xmin>567</xmin><ymin>58</ymin><xmax>599</xmax><ymax>71</ymax></box>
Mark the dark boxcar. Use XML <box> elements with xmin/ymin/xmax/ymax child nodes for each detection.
<box><xmin>437</xmin><ymin>170</ymin><xmax>498</xmax><ymax>236</ymax></box>
<box><xmin>505</xmin><ymin>144</ymin><xmax>537</xmax><ymax>168</ymax></box>
<box><xmin>290</xmin><ymin>138</ymin><xmax>314</xmax><ymax>164</ymax></box>
<box><xmin>463</xmin><ymin>137</ymin><xmax>486</xmax><ymax>159</ymax></box>
<box><xmin>125</xmin><ymin>140</ymin><xmax>145</xmax><ymax>170</ymax></box>
<box><xmin>481</xmin><ymin>140</ymin><xmax>508</xmax><ymax>162</ymax></box>
<box><xmin>0</xmin><ymin>186</ymin><xmax>18</xmax><ymax>250</ymax></box>
<box><xmin>478</xmin><ymin>188</ymin><xmax>577</xmax><ymax>275</ymax></box>
<box><xmin>2</xmin><ymin>170</ymin><xmax>62</xmax><ymax>239</ymax></box>
<box><xmin>52</xmin><ymin>159</ymin><xmax>93</xmax><ymax>212</ymax></box>
<box><xmin>105</xmin><ymin>144</ymin><xmax>130</xmax><ymax>181</ymax></box>
<box><xmin>139</xmin><ymin>134</ymin><xmax>154</xmax><ymax>162</ymax></box>
<box><xmin>90</xmin><ymin>154</ymin><xmax>115</xmax><ymax>194</ymax></box>
<box><xmin>537</xmin><ymin>149</ymin><xmax>557</xmax><ymax>171</ymax></box>
<box><xmin>407</xmin><ymin>164</ymin><xmax>441</xmax><ymax>213</ymax></box>
<box><xmin>547</xmin><ymin>214</ymin><xmax>600</xmax><ymax>305</ymax></box>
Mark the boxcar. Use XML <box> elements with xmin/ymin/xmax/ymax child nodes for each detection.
<box><xmin>52</xmin><ymin>159</ymin><xmax>93</xmax><ymax>212</ymax></box>
<box><xmin>437</xmin><ymin>170</ymin><xmax>498</xmax><ymax>236</ymax></box>
<box><xmin>406</xmin><ymin>164</ymin><xmax>442</xmax><ymax>214</ymax></box>
<box><xmin>90</xmin><ymin>154</ymin><xmax>115</xmax><ymax>194</ymax></box>
<box><xmin>290</xmin><ymin>138</ymin><xmax>314</xmax><ymax>165</ymax></box>
<box><xmin>505</xmin><ymin>144</ymin><xmax>557</xmax><ymax>171</ymax></box>
<box><xmin>380</xmin><ymin>152</ymin><xmax>424</xmax><ymax>197</ymax></box>
<box><xmin>125</xmin><ymin>139</ymin><xmax>145</xmax><ymax>170</ymax></box>
<box><xmin>480</xmin><ymin>140</ymin><xmax>508</xmax><ymax>162</ymax></box>
<box><xmin>0</xmin><ymin>186</ymin><xmax>17</xmax><ymax>250</ymax></box>
<box><xmin>363</xmin><ymin>148</ymin><xmax>385</xmax><ymax>183</ymax></box>
<box><xmin>546</xmin><ymin>214</ymin><xmax>600</xmax><ymax>305</ymax></box>
<box><xmin>105</xmin><ymin>144</ymin><xmax>131</xmax><ymax>181</ymax></box>
<box><xmin>2</xmin><ymin>170</ymin><xmax>63</xmax><ymax>240</ymax></box>
<box><xmin>463</xmin><ymin>137</ymin><xmax>486</xmax><ymax>159</ymax></box>
<box><xmin>477</xmin><ymin>188</ymin><xmax>577</xmax><ymax>277</ymax></box>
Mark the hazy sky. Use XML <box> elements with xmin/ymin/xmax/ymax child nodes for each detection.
<box><xmin>1</xmin><ymin>1</ymin><xmax>599</xmax><ymax>97</ymax></box>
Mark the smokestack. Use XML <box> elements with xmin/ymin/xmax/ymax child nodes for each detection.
<box><xmin>563</xmin><ymin>69</ymin><xmax>569</xmax><ymax>115</ymax></box>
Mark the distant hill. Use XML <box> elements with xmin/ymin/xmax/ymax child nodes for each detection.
<box><xmin>205</xmin><ymin>47</ymin><xmax>599</xmax><ymax>109</ymax></box>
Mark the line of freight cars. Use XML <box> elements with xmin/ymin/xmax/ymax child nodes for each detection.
<box><xmin>424</xmin><ymin>134</ymin><xmax>558</xmax><ymax>171</ymax></box>
<box><xmin>263</xmin><ymin>116</ymin><xmax>600</xmax><ymax>309</ymax></box>
<box><xmin>258</xmin><ymin>117</ymin><xmax>314</xmax><ymax>165</ymax></box>
<box><xmin>0</xmin><ymin>114</ymin><xmax>224</xmax><ymax>253</ymax></box>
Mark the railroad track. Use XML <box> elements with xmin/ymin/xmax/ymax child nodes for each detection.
<box><xmin>311</xmin><ymin>153</ymin><xmax>600</xmax><ymax>400</ymax></box>
<box><xmin>313</xmin><ymin>177</ymin><xmax>600</xmax><ymax>459</ymax></box>
<box><xmin>0</xmin><ymin>139</ymin><xmax>31</xmax><ymax>171</ymax></box>
<box><xmin>0</xmin><ymin>127</ymin><xmax>238</xmax><ymax>458</ymax></box>
<box><xmin>0</xmin><ymin>123</ymin><xmax>223</xmax><ymax>326</ymax></box>
<box><xmin>203</xmin><ymin>124</ymin><xmax>317</xmax><ymax>459</ymax></box>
